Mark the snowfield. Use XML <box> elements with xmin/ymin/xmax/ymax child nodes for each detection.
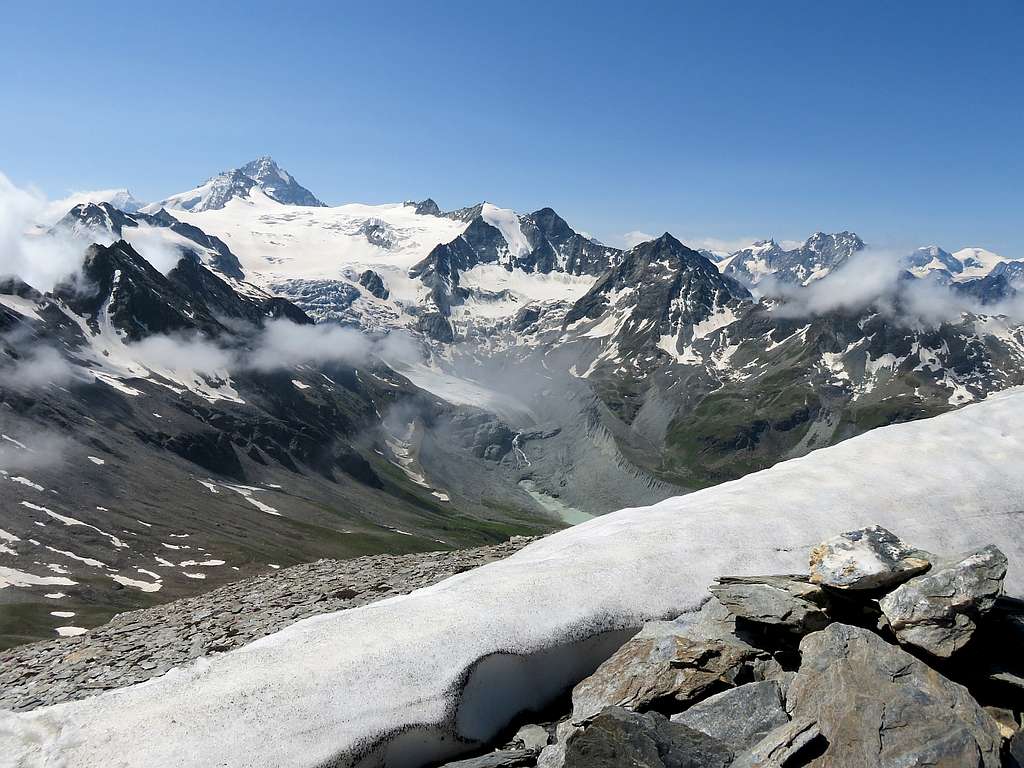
<box><xmin>169</xmin><ymin>189</ymin><xmax>467</xmax><ymax>302</ymax></box>
<box><xmin>3</xmin><ymin>389</ymin><xmax>1024</xmax><ymax>767</ymax></box>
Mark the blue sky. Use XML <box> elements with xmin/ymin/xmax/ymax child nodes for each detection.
<box><xmin>2</xmin><ymin>1</ymin><xmax>1021</xmax><ymax>254</ymax></box>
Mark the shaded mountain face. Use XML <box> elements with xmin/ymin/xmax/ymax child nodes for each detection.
<box><xmin>147</xmin><ymin>157</ymin><xmax>324</xmax><ymax>212</ymax></box>
<box><xmin>955</xmin><ymin>261</ymin><xmax>1024</xmax><ymax>304</ymax></box>
<box><xmin>565</xmin><ymin>233</ymin><xmax>751</xmax><ymax>356</ymax></box>
<box><xmin>725</xmin><ymin>232</ymin><xmax>864</xmax><ymax>287</ymax></box>
<box><xmin>408</xmin><ymin>204</ymin><xmax>621</xmax><ymax>341</ymax></box>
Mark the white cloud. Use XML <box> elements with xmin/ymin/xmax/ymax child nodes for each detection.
<box><xmin>0</xmin><ymin>344</ymin><xmax>80</xmax><ymax>390</ymax></box>
<box><xmin>247</xmin><ymin>321</ymin><xmax>373</xmax><ymax>372</ymax></box>
<box><xmin>0</xmin><ymin>173</ymin><xmax>92</xmax><ymax>292</ymax></box>
<box><xmin>129</xmin><ymin>334</ymin><xmax>235</xmax><ymax>375</ymax></box>
<box><xmin>39</xmin><ymin>188</ymin><xmax>133</xmax><ymax>225</ymax></box>
<box><xmin>619</xmin><ymin>230</ymin><xmax>656</xmax><ymax>249</ymax></box>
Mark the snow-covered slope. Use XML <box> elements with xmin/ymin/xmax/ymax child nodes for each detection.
<box><xmin>5</xmin><ymin>388</ymin><xmax>1023</xmax><ymax>767</ymax></box>
<box><xmin>953</xmin><ymin>247</ymin><xmax>1012</xmax><ymax>281</ymax></box>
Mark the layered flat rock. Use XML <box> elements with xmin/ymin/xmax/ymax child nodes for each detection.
<box><xmin>879</xmin><ymin>545</ymin><xmax>1007</xmax><ymax>657</ymax></box>
<box><xmin>809</xmin><ymin>525</ymin><xmax>931</xmax><ymax>590</ymax></box>
<box><xmin>708</xmin><ymin>575</ymin><xmax>830</xmax><ymax>635</ymax></box>
<box><xmin>730</xmin><ymin>718</ymin><xmax>822</xmax><ymax>768</ymax></box>
<box><xmin>786</xmin><ymin>623</ymin><xmax>1002</xmax><ymax>767</ymax></box>
<box><xmin>439</xmin><ymin>749</ymin><xmax>536</xmax><ymax>768</ymax></box>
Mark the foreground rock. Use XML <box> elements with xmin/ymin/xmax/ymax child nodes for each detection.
<box><xmin>879</xmin><ymin>545</ymin><xmax>1007</xmax><ymax>657</ymax></box>
<box><xmin>570</xmin><ymin>604</ymin><xmax>772</xmax><ymax>724</ymax></box>
<box><xmin>562</xmin><ymin>707</ymin><xmax>731</xmax><ymax>768</ymax></box>
<box><xmin>809</xmin><ymin>525</ymin><xmax>930</xmax><ymax>591</ymax></box>
<box><xmin>786</xmin><ymin>623</ymin><xmax>1002</xmax><ymax>766</ymax></box>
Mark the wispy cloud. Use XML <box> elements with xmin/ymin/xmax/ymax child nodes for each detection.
<box><xmin>619</xmin><ymin>230</ymin><xmax>657</xmax><ymax>249</ymax></box>
<box><xmin>768</xmin><ymin>247</ymin><xmax>1024</xmax><ymax>326</ymax></box>
<box><xmin>0</xmin><ymin>173</ymin><xmax>92</xmax><ymax>292</ymax></box>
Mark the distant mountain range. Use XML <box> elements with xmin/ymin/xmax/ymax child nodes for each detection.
<box><xmin>3</xmin><ymin>156</ymin><xmax>1023</xmax><ymax>644</ymax></box>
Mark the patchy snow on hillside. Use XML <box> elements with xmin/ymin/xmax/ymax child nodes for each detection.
<box><xmin>3</xmin><ymin>388</ymin><xmax>1023</xmax><ymax>768</ymax></box>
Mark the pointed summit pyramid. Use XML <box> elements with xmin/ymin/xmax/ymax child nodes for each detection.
<box><xmin>145</xmin><ymin>157</ymin><xmax>325</xmax><ymax>212</ymax></box>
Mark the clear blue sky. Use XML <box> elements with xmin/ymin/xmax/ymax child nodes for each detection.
<box><xmin>3</xmin><ymin>1</ymin><xmax>1021</xmax><ymax>254</ymax></box>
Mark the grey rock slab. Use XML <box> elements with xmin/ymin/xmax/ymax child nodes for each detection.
<box><xmin>670</xmin><ymin>680</ymin><xmax>788</xmax><ymax>753</ymax></box>
<box><xmin>786</xmin><ymin>623</ymin><xmax>1002</xmax><ymax>767</ymax></box>
<box><xmin>730</xmin><ymin>717</ymin><xmax>822</xmax><ymax>768</ymax></box>
<box><xmin>563</xmin><ymin>706</ymin><xmax>731</xmax><ymax>768</ymax></box>
<box><xmin>879</xmin><ymin>545</ymin><xmax>1007</xmax><ymax>657</ymax></box>
<box><xmin>439</xmin><ymin>749</ymin><xmax>536</xmax><ymax>768</ymax></box>
<box><xmin>570</xmin><ymin>615</ymin><xmax>768</xmax><ymax>725</ymax></box>
<box><xmin>709</xmin><ymin>575</ymin><xmax>831</xmax><ymax>635</ymax></box>
<box><xmin>808</xmin><ymin>525</ymin><xmax>930</xmax><ymax>591</ymax></box>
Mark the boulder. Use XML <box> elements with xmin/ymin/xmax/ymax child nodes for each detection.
<box><xmin>879</xmin><ymin>545</ymin><xmax>1007</xmax><ymax>657</ymax></box>
<box><xmin>570</xmin><ymin>610</ymin><xmax>769</xmax><ymax>724</ymax></box>
<box><xmin>730</xmin><ymin>717</ymin><xmax>822</xmax><ymax>768</ymax></box>
<box><xmin>512</xmin><ymin>723</ymin><xmax>549</xmax><ymax>752</ymax></box>
<box><xmin>708</xmin><ymin>575</ymin><xmax>831</xmax><ymax>635</ymax></box>
<box><xmin>562</xmin><ymin>706</ymin><xmax>731</xmax><ymax>768</ymax></box>
<box><xmin>808</xmin><ymin>525</ymin><xmax>930</xmax><ymax>591</ymax></box>
<box><xmin>786</xmin><ymin>623</ymin><xmax>1002</xmax><ymax>767</ymax></box>
<box><xmin>670</xmin><ymin>680</ymin><xmax>788</xmax><ymax>753</ymax></box>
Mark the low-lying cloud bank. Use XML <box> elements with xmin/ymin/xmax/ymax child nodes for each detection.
<box><xmin>763</xmin><ymin>247</ymin><xmax>1024</xmax><ymax>326</ymax></box>
<box><xmin>130</xmin><ymin>321</ymin><xmax>416</xmax><ymax>377</ymax></box>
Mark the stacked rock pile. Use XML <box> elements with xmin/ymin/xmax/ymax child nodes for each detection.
<box><xmin>443</xmin><ymin>526</ymin><xmax>1022</xmax><ymax>768</ymax></box>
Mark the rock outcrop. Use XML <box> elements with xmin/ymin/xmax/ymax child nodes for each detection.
<box><xmin>464</xmin><ymin>526</ymin><xmax>1017</xmax><ymax>768</ymax></box>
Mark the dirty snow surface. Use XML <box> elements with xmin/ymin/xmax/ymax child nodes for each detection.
<box><xmin>3</xmin><ymin>389</ymin><xmax>1024</xmax><ymax>767</ymax></box>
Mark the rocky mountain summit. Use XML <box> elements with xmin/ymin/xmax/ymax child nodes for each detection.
<box><xmin>441</xmin><ymin>526</ymin><xmax>1021</xmax><ymax>768</ymax></box>
<box><xmin>144</xmin><ymin>156</ymin><xmax>324</xmax><ymax>212</ymax></box>
<box><xmin>723</xmin><ymin>232</ymin><xmax>864</xmax><ymax>288</ymax></box>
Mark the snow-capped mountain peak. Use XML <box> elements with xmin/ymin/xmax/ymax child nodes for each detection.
<box><xmin>145</xmin><ymin>157</ymin><xmax>324</xmax><ymax>213</ymax></box>
<box><xmin>724</xmin><ymin>231</ymin><xmax>864</xmax><ymax>288</ymax></box>
<box><xmin>239</xmin><ymin>156</ymin><xmax>324</xmax><ymax>207</ymax></box>
<box><xmin>953</xmin><ymin>247</ymin><xmax>1008</xmax><ymax>280</ymax></box>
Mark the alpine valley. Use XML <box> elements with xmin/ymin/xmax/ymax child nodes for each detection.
<box><xmin>3</xmin><ymin>157</ymin><xmax>1023</xmax><ymax>646</ymax></box>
